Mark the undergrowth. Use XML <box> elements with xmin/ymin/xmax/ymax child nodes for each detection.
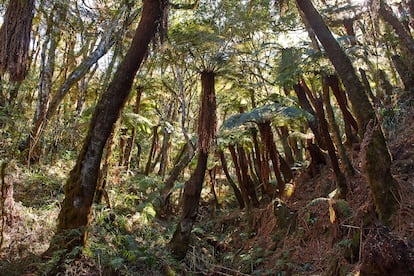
<box><xmin>0</xmin><ymin>98</ymin><xmax>413</xmax><ymax>275</ymax></box>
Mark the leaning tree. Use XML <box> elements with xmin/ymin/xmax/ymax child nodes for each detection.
<box><xmin>45</xmin><ymin>0</ymin><xmax>168</xmax><ymax>264</ymax></box>
<box><xmin>295</xmin><ymin>0</ymin><xmax>400</xmax><ymax>224</ymax></box>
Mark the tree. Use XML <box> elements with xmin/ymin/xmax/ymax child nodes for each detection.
<box><xmin>373</xmin><ymin>0</ymin><xmax>414</xmax><ymax>56</ymax></box>
<box><xmin>222</xmin><ymin>103</ymin><xmax>309</xmax><ymax>197</ymax></box>
<box><xmin>27</xmin><ymin>5</ymin><xmax>132</xmax><ymax>163</ymax></box>
<box><xmin>296</xmin><ymin>0</ymin><xmax>400</xmax><ymax>224</ymax></box>
<box><xmin>45</xmin><ymin>0</ymin><xmax>167</xmax><ymax>261</ymax></box>
<box><xmin>0</xmin><ymin>0</ymin><xmax>35</xmax><ymax>82</ymax></box>
<box><xmin>169</xmin><ymin>70</ymin><xmax>217</xmax><ymax>260</ymax></box>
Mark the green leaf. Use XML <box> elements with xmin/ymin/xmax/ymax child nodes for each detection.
<box><xmin>110</xmin><ymin>257</ymin><xmax>125</xmax><ymax>270</ymax></box>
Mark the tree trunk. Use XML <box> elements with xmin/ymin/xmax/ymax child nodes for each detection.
<box><xmin>343</xmin><ymin>18</ymin><xmax>358</xmax><ymax>46</ymax></box>
<box><xmin>296</xmin><ymin>0</ymin><xmax>400</xmax><ymax>224</ymax></box>
<box><xmin>144</xmin><ymin>125</ymin><xmax>159</xmax><ymax>175</ymax></box>
<box><xmin>237</xmin><ymin>145</ymin><xmax>260</xmax><ymax>206</ymax></box>
<box><xmin>327</xmin><ymin>74</ymin><xmax>359</xmax><ymax>145</ymax></box>
<box><xmin>169</xmin><ymin>70</ymin><xmax>217</xmax><ymax>260</ymax></box>
<box><xmin>277</xmin><ymin>126</ymin><xmax>295</xmax><ymax>166</ymax></box>
<box><xmin>94</xmin><ymin>129</ymin><xmax>116</xmax><ymax>206</ymax></box>
<box><xmin>359</xmin><ymin>68</ymin><xmax>377</xmax><ymax>104</ymax></box>
<box><xmin>218</xmin><ymin>151</ymin><xmax>245</xmax><ymax>209</ymax></box>
<box><xmin>123</xmin><ymin>87</ymin><xmax>143</xmax><ymax>170</ymax></box>
<box><xmin>314</xmin><ymin>96</ymin><xmax>348</xmax><ymax>198</ymax></box>
<box><xmin>45</xmin><ymin>0</ymin><xmax>166</xmax><ymax>259</ymax></box>
<box><xmin>229</xmin><ymin>144</ymin><xmax>250</xmax><ymax>207</ymax></box>
<box><xmin>257</xmin><ymin>122</ymin><xmax>283</xmax><ymax>196</ymax></box>
<box><xmin>251</xmin><ymin>128</ymin><xmax>263</xmax><ymax>183</ymax></box>
<box><xmin>391</xmin><ymin>54</ymin><xmax>414</xmax><ymax>92</ymax></box>
<box><xmin>119</xmin><ymin>128</ymin><xmax>128</xmax><ymax>166</ymax></box>
<box><xmin>322</xmin><ymin>76</ymin><xmax>355</xmax><ymax>177</ymax></box>
<box><xmin>327</xmin><ymin>75</ymin><xmax>358</xmax><ymax>133</ymax></box>
<box><xmin>0</xmin><ymin>0</ymin><xmax>35</xmax><ymax>82</ymax></box>
<box><xmin>160</xmin><ymin>142</ymin><xmax>196</xmax><ymax>216</ymax></box>
<box><xmin>293</xmin><ymin>83</ymin><xmax>326</xmax><ymax>150</ymax></box>
<box><xmin>279</xmin><ymin>154</ymin><xmax>293</xmax><ymax>183</ymax></box>
<box><xmin>158</xmin><ymin>126</ymin><xmax>172</xmax><ymax>178</ymax></box>
<box><xmin>375</xmin><ymin>0</ymin><xmax>414</xmax><ymax>55</ymax></box>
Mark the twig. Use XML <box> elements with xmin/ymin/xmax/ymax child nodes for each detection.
<box><xmin>340</xmin><ymin>224</ymin><xmax>360</xmax><ymax>229</ymax></box>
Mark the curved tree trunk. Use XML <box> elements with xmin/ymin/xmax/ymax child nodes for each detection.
<box><xmin>45</xmin><ymin>0</ymin><xmax>166</xmax><ymax>259</ymax></box>
<box><xmin>159</xmin><ymin>142</ymin><xmax>196</xmax><ymax>216</ymax></box>
<box><xmin>296</xmin><ymin>0</ymin><xmax>400</xmax><ymax>224</ymax></box>
<box><xmin>169</xmin><ymin>70</ymin><xmax>217</xmax><ymax>260</ymax></box>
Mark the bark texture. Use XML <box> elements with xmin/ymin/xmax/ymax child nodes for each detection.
<box><xmin>169</xmin><ymin>71</ymin><xmax>217</xmax><ymax>260</ymax></box>
<box><xmin>0</xmin><ymin>0</ymin><xmax>35</xmax><ymax>81</ymax></box>
<box><xmin>46</xmin><ymin>0</ymin><xmax>166</xmax><ymax>257</ymax></box>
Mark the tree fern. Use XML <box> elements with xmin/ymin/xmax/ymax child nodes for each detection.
<box><xmin>221</xmin><ymin>102</ymin><xmax>313</xmax><ymax>131</ymax></box>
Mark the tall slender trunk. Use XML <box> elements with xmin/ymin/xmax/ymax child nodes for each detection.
<box><xmin>45</xmin><ymin>0</ymin><xmax>166</xmax><ymax>259</ymax></box>
<box><xmin>229</xmin><ymin>144</ymin><xmax>250</xmax><ymax>207</ymax></box>
<box><xmin>257</xmin><ymin>122</ymin><xmax>282</xmax><ymax>197</ymax></box>
<box><xmin>160</xmin><ymin>142</ymin><xmax>196</xmax><ymax>216</ymax></box>
<box><xmin>169</xmin><ymin>70</ymin><xmax>217</xmax><ymax>260</ymax></box>
<box><xmin>158</xmin><ymin>126</ymin><xmax>172</xmax><ymax>178</ymax></box>
<box><xmin>218</xmin><ymin>151</ymin><xmax>244</xmax><ymax>209</ymax></box>
<box><xmin>314</xmin><ymin>96</ymin><xmax>348</xmax><ymax>198</ymax></box>
<box><xmin>296</xmin><ymin>0</ymin><xmax>400</xmax><ymax>224</ymax></box>
<box><xmin>144</xmin><ymin>125</ymin><xmax>159</xmax><ymax>175</ymax></box>
<box><xmin>237</xmin><ymin>145</ymin><xmax>259</xmax><ymax>206</ymax></box>
<box><xmin>94</xmin><ymin>129</ymin><xmax>116</xmax><ymax>206</ymax></box>
<box><xmin>327</xmin><ymin>74</ymin><xmax>359</xmax><ymax>145</ymax></box>
<box><xmin>123</xmin><ymin>87</ymin><xmax>143</xmax><ymax>170</ymax></box>
<box><xmin>322</xmin><ymin>76</ymin><xmax>355</xmax><ymax>177</ymax></box>
<box><xmin>251</xmin><ymin>128</ymin><xmax>263</xmax><ymax>182</ymax></box>
<box><xmin>293</xmin><ymin>83</ymin><xmax>326</xmax><ymax>150</ymax></box>
<box><xmin>277</xmin><ymin>126</ymin><xmax>294</xmax><ymax>166</ymax></box>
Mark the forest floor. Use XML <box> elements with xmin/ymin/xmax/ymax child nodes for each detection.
<box><xmin>0</xmin><ymin>97</ymin><xmax>413</xmax><ymax>275</ymax></box>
